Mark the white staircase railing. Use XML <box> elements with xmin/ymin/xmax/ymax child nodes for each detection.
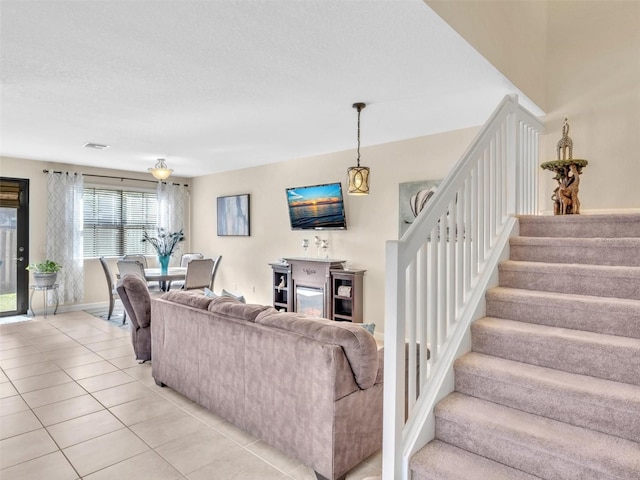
<box><xmin>382</xmin><ymin>94</ymin><xmax>543</xmax><ymax>479</ymax></box>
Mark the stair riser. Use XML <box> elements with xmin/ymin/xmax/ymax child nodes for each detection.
<box><xmin>499</xmin><ymin>267</ymin><xmax>640</xmax><ymax>300</ymax></box>
<box><xmin>510</xmin><ymin>244</ymin><xmax>640</xmax><ymax>267</ymax></box>
<box><xmin>486</xmin><ymin>294</ymin><xmax>640</xmax><ymax>339</ymax></box>
<box><xmin>518</xmin><ymin>215</ymin><xmax>640</xmax><ymax>238</ymax></box>
<box><xmin>411</xmin><ymin>215</ymin><xmax>640</xmax><ymax>479</ymax></box>
<box><xmin>435</xmin><ymin>416</ymin><xmax>628</xmax><ymax>480</ymax></box>
<box><xmin>471</xmin><ymin>323</ymin><xmax>640</xmax><ymax>386</ymax></box>
<box><xmin>455</xmin><ymin>369</ymin><xmax>640</xmax><ymax>443</ymax></box>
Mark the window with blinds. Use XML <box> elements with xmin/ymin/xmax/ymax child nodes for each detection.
<box><xmin>0</xmin><ymin>181</ymin><xmax>21</xmax><ymax>208</ymax></box>
<box><xmin>83</xmin><ymin>187</ymin><xmax>158</xmax><ymax>257</ymax></box>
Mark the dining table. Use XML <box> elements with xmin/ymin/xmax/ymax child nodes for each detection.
<box><xmin>144</xmin><ymin>266</ymin><xmax>187</xmax><ymax>291</ymax></box>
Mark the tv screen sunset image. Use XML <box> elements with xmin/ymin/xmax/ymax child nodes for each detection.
<box><xmin>286</xmin><ymin>183</ymin><xmax>346</xmax><ymax>230</ymax></box>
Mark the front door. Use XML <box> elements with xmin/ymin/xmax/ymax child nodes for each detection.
<box><xmin>0</xmin><ymin>178</ymin><xmax>29</xmax><ymax>316</ymax></box>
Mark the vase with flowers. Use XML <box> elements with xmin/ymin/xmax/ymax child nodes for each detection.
<box><xmin>142</xmin><ymin>228</ymin><xmax>185</xmax><ymax>274</ymax></box>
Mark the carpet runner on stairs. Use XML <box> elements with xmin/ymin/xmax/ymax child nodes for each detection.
<box><xmin>410</xmin><ymin>214</ymin><xmax>640</xmax><ymax>480</ymax></box>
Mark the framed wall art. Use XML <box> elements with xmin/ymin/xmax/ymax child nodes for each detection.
<box><xmin>398</xmin><ymin>179</ymin><xmax>441</xmax><ymax>238</ymax></box>
<box><xmin>217</xmin><ymin>194</ymin><xmax>250</xmax><ymax>236</ymax></box>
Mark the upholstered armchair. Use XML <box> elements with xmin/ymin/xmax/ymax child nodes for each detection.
<box><xmin>116</xmin><ymin>273</ymin><xmax>152</xmax><ymax>362</ymax></box>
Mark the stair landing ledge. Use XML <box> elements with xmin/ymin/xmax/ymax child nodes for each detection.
<box><xmin>518</xmin><ymin>213</ymin><xmax>640</xmax><ymax>238</ymax></box>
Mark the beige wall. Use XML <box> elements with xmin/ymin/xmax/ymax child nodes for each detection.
<box><xmin>540</xmin><ymin>0</ymin><xmax>640</xmax><ymax>213</ymax></box>
<box><xmin>426</xmin><ymin>0</ymin><xmax>548</xmax><ymax>111</ymax></box>
<box><xmin>0</xmin><ymin>125</ymin><xmax>477</xmax><ymax>323</ymax></box>
<box><xmin>190</xmin><ymin>127</ymin><xmax>479</xmax><ymax>330</ymax></box>
<box><xmin>0</xmin><ymin>155</ymin><xmax>190</xmax><ymax>312</ymax></box>
<box><xmin>428</xmin><ymin>0</ymin><xmax>640</xmax><ymax>213</ymax></box>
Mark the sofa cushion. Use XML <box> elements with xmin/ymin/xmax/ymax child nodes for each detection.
<box><xmin>207</xmin><ymin>296</ymin><xmax>271</xmax><ymax>322</ymax></box>
<box><xmin>161</xmin><ymin>290</ymin><xmax>213</xmax><ymax>310</ymax></box>
<box><xmin>203</xmin><ymin>287</ymin><xmax>218</xmax><ymax>298</ymax></box>
<box><xmin>221</xmin><ymin>289</ymin><xmax>246</xmax><ymax>303</ymax></box>
<box><xmin>203</xmin><ymin>287</ymin><xmax>247</xmax><ymax>304</ymax></box>
<box><xmin>255</xmin><ymin>309</ymin><xmax>379</xmax><ymax>389</ymax></box>
<box><xmin>360</xmin><ymin>322</ymin><xmax>376</xmax><ymax>335</ymax></box>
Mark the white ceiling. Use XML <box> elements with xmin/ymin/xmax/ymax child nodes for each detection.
<box><xmin>0</xmin><ymin>0</ymin><xmax>542</xmax><ymax>179</ymax></box>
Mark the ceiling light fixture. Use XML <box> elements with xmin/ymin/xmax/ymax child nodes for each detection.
<box><xmin>347</xmin><ymin>102</ymin><xmax>369</xmax><ymax>195</ymax></box>
<box><xmin>148</xmin><ymin>158</ymin><xmax>173</xmax><ymax>180</ymax></box>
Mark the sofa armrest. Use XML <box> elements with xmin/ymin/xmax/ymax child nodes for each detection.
<box><xmin>375</xmin><ymin>347</ymin><xmax>384</xmax><ymax>385</ymax></box>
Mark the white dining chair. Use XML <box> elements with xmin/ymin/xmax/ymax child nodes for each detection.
<box><xmin>183</xmin><ymin>258</ymin><xmax>215</xmax><ymax>290</ymax></box>
<box><xmin>122</xmin><ymin>254</ymin><xmax>148</xmax><ymax>268</ymax></box>
<box><xmin>118</xmin><ymin>259</ymin><xmax>163</xmax><ymax>292</ymax></box>
<box><xmin>180</xmin><ymin>252</ymin><xmax>204</xmax><ymax>267</ymax></box>
<box><xmin>117</xmin><ymin>259</ymin><xmax>146</xmax><ymax>279</ymax></box>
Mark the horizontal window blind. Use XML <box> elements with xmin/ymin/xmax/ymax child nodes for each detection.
<box><xmin>0</xmin><ymin>181</ymin><xmax>21</xmax><ymax>208</ymax></box>
<box><xmin>83</xmin><ymin>187</ymin><xmax>158</xmax><ymax>257</ymax></box>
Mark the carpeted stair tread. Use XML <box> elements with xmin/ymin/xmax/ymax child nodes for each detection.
<box><xmin>410</xmin><ymin>440</ymin><xmax>543</xmax><ymax>480</ymax></box>
<box><xmin>435</xmin><ymin>393</ymin><xmax>640</xmax><ymax>480</ymax></box>
<box><xmin>411</xmin><ymin>214</ymin><xmax>640</xmax><ymax>479</ymax></box>
<box><xmin>486</xmin><ymin>287</ymin><xmax>640</xmax><ymax>338</ymax></box>
<box><xmin>455</xmin><ymin>352</ymin><xmax>640</xmax><ymax>442</ymax></box>
<box><xmin>510</xmin><ymin>236</ymin><xmax>640</xmax><ymax>266</ymax></box>
<box><xmin>471</xmin><ymin>317</ymin><xmax>640</xmax><ymax>386</ymax></box>
<box><xmin>499</xmin><ymin>260</ymin><xmax>640</xmax><ymax>299</ymax></box>
<box><xmin>518</xmin><ymin>213</ymin><xmax>640</xmax><ymax>238</ymax></box>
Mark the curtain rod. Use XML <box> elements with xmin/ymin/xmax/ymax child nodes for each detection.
<box><xmin>42</xmin><ymin>169</ymin><xmax>188</xmax><ymax>187</ymax></box>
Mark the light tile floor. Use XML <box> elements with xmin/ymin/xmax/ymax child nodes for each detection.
<box><xmin>0</xmin><ymin>311</ymin><xmax>382</xmax><ymax>479</ymax></box>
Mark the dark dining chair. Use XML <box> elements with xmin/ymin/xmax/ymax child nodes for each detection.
<box><xmin>99</xmin><ymin>256</ymin><xmax>126</xmax><ymax>324</ymax></box>
<box><xmin>210</xmin><ymin>255</ymin><xmax>222</xmax><ymax>291</ymax></box>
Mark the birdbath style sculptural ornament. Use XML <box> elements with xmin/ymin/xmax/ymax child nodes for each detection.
<box><xmin>540</xmin><ymin>117</ymin><xmax>588</xmax><ymax>215</ymax></box>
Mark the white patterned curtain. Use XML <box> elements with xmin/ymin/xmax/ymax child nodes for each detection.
<box><xmin>157</xmin><ymin>182</ymin><xmax>188</xmax><ymax>257</ymax></box>
<box><xmin>47</xmin><ymin>171</ymin><xmax>84</xmax><ymax>304</ymax></box>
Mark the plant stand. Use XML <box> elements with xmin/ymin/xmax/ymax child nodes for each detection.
<box><xmin>541</xmin><ymin>159</ymin><xmax>588</xmax><ymax>215</ymax></box>
<box><xmin>541</xmin><ymin>117</ymin><xmax>588</xmax><ymax>215</ymax></box>
<box><xmin>28</xmin><ymin>283</ymin><xmax>59</xmax><ymax>318</ymax></box>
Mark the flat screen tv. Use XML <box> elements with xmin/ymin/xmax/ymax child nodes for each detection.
<box><xmin>286</xmin><ymin>182</ymin><xmax>347</xmax><ymax>230</ymax></box>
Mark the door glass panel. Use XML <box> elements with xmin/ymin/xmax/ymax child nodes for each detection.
<box><xmin>0</xmin><ymin>207</ymin><xmax>17</xmax><ymax>313</ymax></box>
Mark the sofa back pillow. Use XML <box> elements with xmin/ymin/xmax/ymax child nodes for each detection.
<box><xmin>207</xmin><ymin>296</ymin><xmax>271</xmax><ymax>322</ymax></box>
<box><xmin>160</xmin><ymin>290</ymin><xmax>213</xmax><ymax>310</ymax></box>
<box><xmin>255</xmin><ymin>310</ymin><xmax>379</xmax><ymax>389</ymax></box>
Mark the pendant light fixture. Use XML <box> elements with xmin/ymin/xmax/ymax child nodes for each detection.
<box><xmin>148</xmin><ymin>158</ymin><xmax>173</xmax><ymax>180</ymax></box>
<box><xmin>347</xmin><ymin>102</ymin><xmax>370</xmax><ymax>195</ymax></box>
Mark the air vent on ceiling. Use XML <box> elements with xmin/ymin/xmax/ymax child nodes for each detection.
<box><xmin>83</xmin><ymin>142</ymin><xmax>110</xmax><ymax>150</ymax></box>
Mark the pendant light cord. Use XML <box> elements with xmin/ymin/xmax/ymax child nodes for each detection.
<box><xmin>356</xmin><ymin>106</ymin><xmax>361</xmax><ymax>167</ymax></box>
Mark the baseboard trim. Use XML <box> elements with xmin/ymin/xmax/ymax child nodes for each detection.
<box><xmin>36</xmin><ymin>301</ymin><xmax>112</xmax><ymax>316</ymax></box>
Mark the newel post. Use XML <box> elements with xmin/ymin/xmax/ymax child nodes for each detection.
<box><xmin>382</xmin><ymin>240</ymin><xmax>407</xmax><ymax>480</ymax></box>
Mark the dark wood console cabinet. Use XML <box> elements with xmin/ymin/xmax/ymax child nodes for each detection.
<box><xmin>330</xmin><ymin>269</ymin><xmax>365</xmax><ymax>322</ymax></box>
<box><xmin>269</xmin><ymin>258</ymin><xmax>365</xmax><ymax>323</ymax></box>
<box><xmin>269</xmin><ymin>262</ymin><xmax>292</xmax><ymax>312</ymax></box>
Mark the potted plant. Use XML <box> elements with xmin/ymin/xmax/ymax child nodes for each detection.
<box><xmin>26</xmin><ymin>260</ymin><xmax>63</xmax><ymax>287</ymax></box>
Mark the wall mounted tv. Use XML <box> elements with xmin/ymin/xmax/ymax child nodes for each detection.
<box><xmin>286</xmin><ymin>182</ymin><xmax>347</xmax><ymax>230</ymax></box>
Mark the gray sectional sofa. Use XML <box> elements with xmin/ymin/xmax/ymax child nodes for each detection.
<box><xmin>151</xmin><ymin>291</ymin><xmax>384</xmax><ymax>480</ymax></box>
